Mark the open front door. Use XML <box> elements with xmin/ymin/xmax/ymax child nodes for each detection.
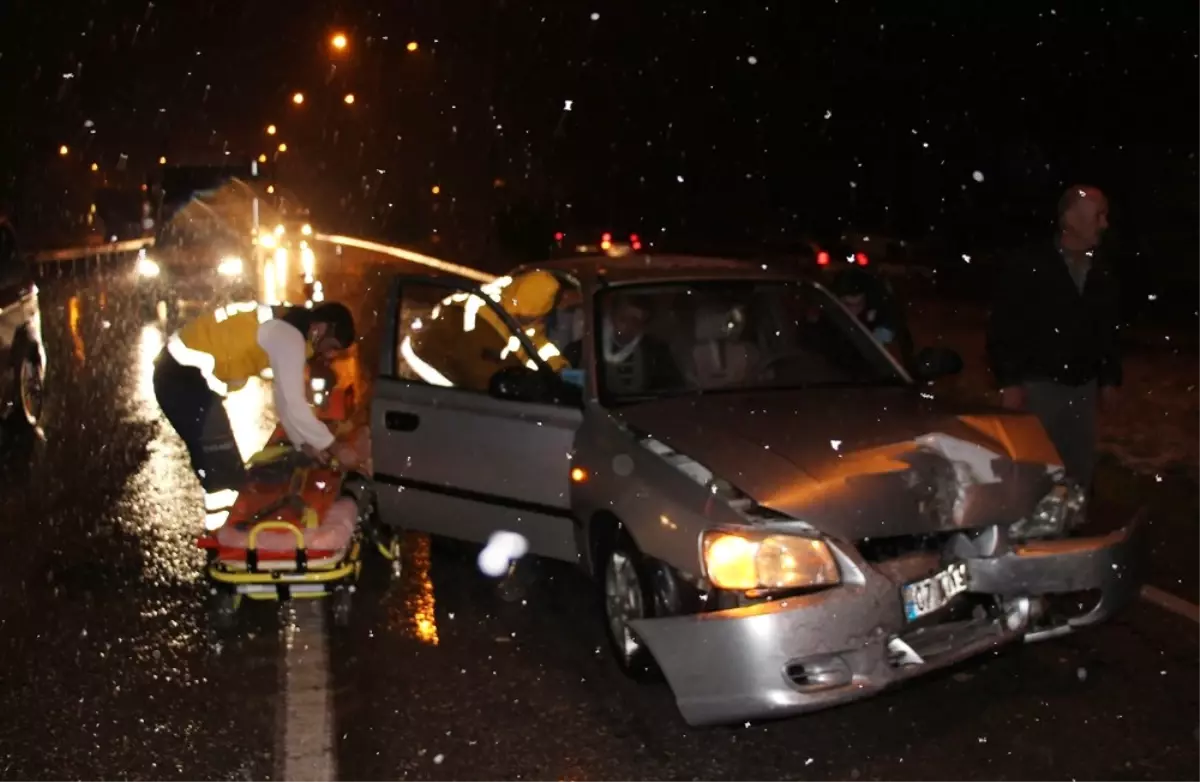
<box><xmin>370</xmin><ymin>274</ymin><xmax>584</xmax><ymax>563</ymax></box>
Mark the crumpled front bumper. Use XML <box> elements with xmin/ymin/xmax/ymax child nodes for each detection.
<box><xmin>631</xmin><ymin>512</ymin><xmax>1145</xmax><ymax>727</ymax></box>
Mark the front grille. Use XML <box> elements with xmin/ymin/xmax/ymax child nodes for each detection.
<box><xmin>856</xmin><ymin>530</ymin><xmax>959</xmax><ymax>563</ymax></box>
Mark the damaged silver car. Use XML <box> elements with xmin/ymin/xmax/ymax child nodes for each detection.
<box><xmin>368</xmin><ymin>256</ymin><xmax>1143</xmax><ymax>727</ymax></box>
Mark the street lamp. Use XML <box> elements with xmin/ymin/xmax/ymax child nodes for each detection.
<box><xmin>331</xmin><ymin>33</ymin><xmax>348</xmax><ymax>51</ymax></box>
<box><xmin>58</xmin><ymin>145</ymin><xmax>69</xmax><ymax>156</ymax></box>
<box><xmin>258</xmin><ymin>154</ymin><xmax>268</xmax><ymax>163</ymax></box>
<box><xmin>343</xmin><ymin>93</ymin><xmax>355</xmax><ymax>105</ymax></box>
<box><xmin>406</xmin><ymin>41</ymin><xmax>419</xmax><ymax>52</ymax></box>
<box><xmin>431</xmin><ymin>185</ymin><xmax>441</xmax><ymax>195</ymax></box>
<box><xmin>278</xmin><ymin>143</ymin><xmax>288</xmax><ymax>153</ymax></box>
<box><xmin>267</xmin><ymin>124</ymin><xmax>277</xmax><ymax>135</ymax></box>
<box><xmin>292</xmin><ymin>92</ymin><xmax>305</xmax><ymax>105</ymax></box>
<box><xmin>159</xmin><ymin>156</ymin><xmax>167</xmax><ymax>165</ymax></box>
<box><xmin>90</xmin><ymin>162</ymin><xmax>99</xmax><ymax>172</ymax></box>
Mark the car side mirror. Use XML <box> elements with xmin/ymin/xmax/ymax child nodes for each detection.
<box><xmin>489</xmin><ymin>365</ymin><xmax>582</xmax><ymax>406</ymax></box>
<box><xmin>488</xmin><ymin>365</ymin><xmax>551</xmax><ymax>403</ymax></box>
<box><xmin>914</xmin><ymin>346</ymin><xmax>963</xmax><ymax>381</ymax></box>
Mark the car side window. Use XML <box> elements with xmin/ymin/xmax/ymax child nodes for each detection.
<box><xmin>393</xmin><ymin>282</ymin><xmax>536</xmax><ymax>392</ymax></box>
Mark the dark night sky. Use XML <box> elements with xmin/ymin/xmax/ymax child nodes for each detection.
<box><xmin>1</xmin><ymin>1</ymin><xmax>1196</xmax><ymax>274</ymax></box>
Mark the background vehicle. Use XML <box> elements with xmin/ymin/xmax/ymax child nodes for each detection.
<box><xmin>0</xmin><ymin>218</ymin><xmax>46</xmax><ymax>437</ymax></box>
<box><xmin>137</xmin><ymin>163</ymin><xmax>288</xmax><ymax>316</ymax></box>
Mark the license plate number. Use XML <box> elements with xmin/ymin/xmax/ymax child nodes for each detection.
<box><xmin>903</xmin><ymin>562</ymin><xmax>970</xmax><ymax>621</ymax></box>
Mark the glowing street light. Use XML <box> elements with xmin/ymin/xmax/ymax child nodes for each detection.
<box><xmin>343</xmin><ymin>93</ymin><xmax>356</xmax><ymax>105</ymax></box>
<box><xmin>90</xmin><ymin>162</ymin><xmax>99</xmax><ymax>172</ymax></box>
<box><xmin>406</xmin><ymin>41</ymin><xmax>419</xmax><ymax>52</ymax></box>
<box><xmin>58</xmin><ymin>145</ymin><xmax>69</xmax><ymax>156</ymax></box>
<box><xmin>159</xmin><ymin>156</ymin><xmax>167</xmax><ymax>165</ymax></box>
<box><xmin>292</xmin><ymin>92</ymin><xmax>305</xmax><ymax>105</ymax></box>
<box><xmin>267</xmin><ymin>185</ymin><xmax>276</xmax><ymax>194</ymax></box>
<box><xmin>431</xmin><ymin>185</ymin><xmax>441</xmax><ymax>195</ymax></box>
<box><xmin>258</xmin><ymin>154</ymin><xmax>268</xmax><ymax>163</ymax></box>
<box><xmin>331</xmin><ymin>33</ymin><xmax>348</xmax><ymax>51</ymax></box>
<box><xmin>278</xmin><ymin>143</ymin><xmax>288</xmax><ymax>153</ymax></box>
<box><xmin>267</xmin><ymin>124</ymin><xmax>277</xmax><ymax>135</ymax></box>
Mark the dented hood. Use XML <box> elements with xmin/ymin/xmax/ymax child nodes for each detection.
<box><xmin>617</xmin><ymin>388</ymin><xmax>1063</xmax><ymax>540</ymax></box>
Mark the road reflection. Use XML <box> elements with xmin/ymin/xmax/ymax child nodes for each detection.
<box><xmin>382</xmin><ymin>533</ymin><xmax>439</xmax><ymax>646</ymax></box>
<box><xmin>67</xmin><ymin>295</ymin><xmax>86</xmax><ymax>364</ymax></box>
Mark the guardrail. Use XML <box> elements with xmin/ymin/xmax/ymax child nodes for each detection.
<box><xmin>27</xmin><ymin>237</ymin><xmax>155</xmax><ymax>277</ymax></box>
<box><xmin>314</xmin><ymin>234</ymin><xmax>494</xmax><ymax>283</ymax></box>
<box><xmin>23</xmin><ymin>232</ymin><xmax>491</xmax><ymax>284</ymax></box>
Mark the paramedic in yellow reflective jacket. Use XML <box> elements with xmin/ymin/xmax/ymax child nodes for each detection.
<box><xmin>494</xmin><ymin>271</ymin><xmax>571</xmax><ymax>371</ymax></box>
<box><xmin>151</xmin><ymin>301</ymin><xmax>358</xmax><ymax>527</ymax></box>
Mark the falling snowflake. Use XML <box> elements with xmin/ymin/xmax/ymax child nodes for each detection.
<box><xmin>747</xmin><ymin>55</ymin><xmax>758</xmax><ymax>65</ymax></box>
<box><xmin>824</xmin><ymin>109</ymin><xmax>833</xmax><ymax>119</ymax></box>
<box><xmin>676</xmin><ymin>175</ymin><xmax>684</xmax><ymax>182</ymax></box>
<box><xmin>590</xmin><ymin>12</ymin><xmax>600</xmax><ymax>21</ymax></box>
<box><xmin>972</xmin><ymin>170</ymin><xmax>985</xmax><ymax>182</ymax></box>
<box><xmin>830</xmin><ymin>440</ymin><xmax>842</xmax><ymax>451</ymax></box>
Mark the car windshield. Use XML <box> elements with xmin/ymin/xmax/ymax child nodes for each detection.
<box><xmin>590</xmin><ymin>279</ymin><xmax>907</xmax><ymax>403</ymax></box>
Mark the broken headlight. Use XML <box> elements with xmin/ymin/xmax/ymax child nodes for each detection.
<box><xmin>1009</xmin><ymin>481</ymin><xmax>1087</xmax><ymax>540</ymax></box>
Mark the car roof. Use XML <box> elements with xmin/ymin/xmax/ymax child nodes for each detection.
<box><xmin>515</xmin><ymin>254</ymin><xmax>817</xmax><ymax>286</ymax></box>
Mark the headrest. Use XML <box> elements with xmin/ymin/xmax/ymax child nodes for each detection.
<box><xmin>694</xmin><ymin>305</ymin><xmax>745</xmax><ymax>341</ymax></box>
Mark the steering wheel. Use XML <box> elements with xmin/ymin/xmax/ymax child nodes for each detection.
<box><xmin>757</xmin><ymin>351</ymin><xmax>815</xmax><ymax>380</ymax></box>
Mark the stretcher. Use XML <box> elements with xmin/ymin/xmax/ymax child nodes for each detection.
<box><xmin>196</xmin><ymin>368</ymin><xmax>397</xmax><ymax>629</ymax></box>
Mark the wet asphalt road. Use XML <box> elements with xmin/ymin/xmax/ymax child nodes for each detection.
<box><xmin>0</xmin><ymin>245</ymin><xmax>1196</xmax><ymax>780</ymax></box>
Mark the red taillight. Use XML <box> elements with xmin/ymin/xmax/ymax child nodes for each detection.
<box><xmin>817</xmin><ymin>251</ymin><xmax>830</xmax><ymax>266</ymax></box>
<box><xmin>856</xmin><ymin>252</ymin><xmax>869</xmax><ymax>266</ymax></box>
<box><xmin>631</xmin><ymin>241</ymin><xmax>642</xmax><ymax>251</ymax></box>
<box><xmin>629</xmin><ymin>233</ymin><xmax>639</xmax><ymax>243</ymax></box>
<box><xmin>554</xmin><ymin>231</ymin><xmax>564</xmax><ymax>241</ymax></box>
<box><xmin>601</xmin><ymin>232</ymin><xmax>612</xmax><ymax>243</ymax></box>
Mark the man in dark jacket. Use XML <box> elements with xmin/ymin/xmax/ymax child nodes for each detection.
<box><xmin>985</xmin><ymin>185</ymin><xmax>1121</xmax><ymax>489</ymax></box>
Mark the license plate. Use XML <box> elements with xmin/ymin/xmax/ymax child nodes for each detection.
<box><xmin>903</xmin><ymin>562</ymin><xmax>970</xmax><ymax>621</ymax></box>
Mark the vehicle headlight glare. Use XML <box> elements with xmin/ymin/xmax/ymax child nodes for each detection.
<box><xmin>217</xmin><ymin>256</ymin><xmax>244</xmax><ymax>276</ymax></box>
<box><xmin>137</xmin><ymin>257</ymin><xmax>160</xmax><ymax>277</ymax></box>
<box><xmin>301</xmin><ymin>223</ymin><xmax>313</xmax><ymax>236</ymax></box>
<box><xmin>702</xmin><ymin>531</ymin><xmax>840</xmax><ymax>591</ymax></box>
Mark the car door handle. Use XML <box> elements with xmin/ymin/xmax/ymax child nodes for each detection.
<box><xmin>385</xmin><ymin>411</ymin><xmax>420</xmax><ymax>432</ymax></box>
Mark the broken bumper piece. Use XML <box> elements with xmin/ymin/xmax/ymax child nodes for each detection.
<box><xmin>631</xmin><ymin>514</ymin><xmax>1144</xmax><ymax>728</ymax></box>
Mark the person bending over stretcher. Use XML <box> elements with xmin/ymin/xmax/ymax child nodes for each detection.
<box><xmin>152</xmin><ymin>300</ymin><xmax>359</xmax><ymax>527</ymax></box>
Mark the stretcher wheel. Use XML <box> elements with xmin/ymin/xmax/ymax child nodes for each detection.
<box><xmin>209</xmin><ymin>590</ymin><xmax>240</xmax><ymax>630</ymax></box>
<box><xmin>330</xmin><ymin>587</ymin><xmax>352</xmax><ymax>627</ymax></box>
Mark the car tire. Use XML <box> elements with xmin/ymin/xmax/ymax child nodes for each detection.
<box><xmin>6</xmin><ymin>342</ymin><xmax>44</xmax><ymax>432</ymax></box>
<box><xmin>598</xmin><ymin>529</ymin><xmax>661</xmax><ymax>680</ymax></box>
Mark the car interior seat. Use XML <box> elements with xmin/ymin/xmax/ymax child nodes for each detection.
<box><xmin>690</xmin><ymin>304</ymin><xmax>759</xmax><ymax>387</ymax></box>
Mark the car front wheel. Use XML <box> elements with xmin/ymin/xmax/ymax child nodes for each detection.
<box><xmin>600</xmin><ymin>531</ymin><xmax>660</xmax><ymax>679</ymax></box>
<box><xmin>7</xmin><ymin>344</ymin><xmax>43</xmax><ymax>430</ymax></box>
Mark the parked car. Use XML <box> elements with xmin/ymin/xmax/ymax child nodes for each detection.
<box><xmin>0</xmin><ymin>218</ymin><xmax>46</xmax><ymax>437</ymax></box>
<box><xmin>362</xmin><ymin>255</ymin><xmax>1143</xmax><ymax>727</ymax></box>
